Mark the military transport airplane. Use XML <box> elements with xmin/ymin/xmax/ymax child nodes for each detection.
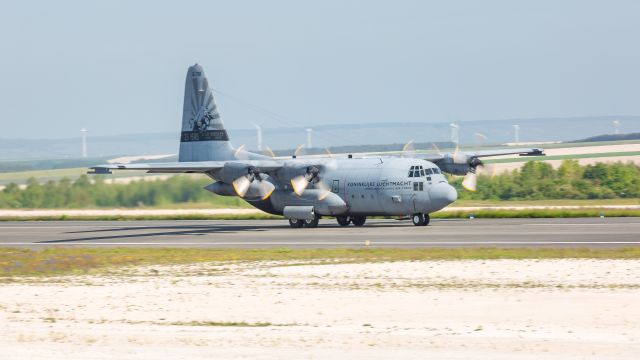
<box><xmin>90</xmin><ymin>64</ymin><xmax>544</xmax><ymax>228</ymax></box>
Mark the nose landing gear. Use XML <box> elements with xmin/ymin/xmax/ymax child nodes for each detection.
<box><xmin>412</xmin><ymin>213</ymin><xmax>430</xmax><ymax>226</ymax></box>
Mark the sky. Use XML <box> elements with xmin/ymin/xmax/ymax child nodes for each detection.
<box><xmin>1</xmin><ymin>0</ymin><xmax>639</xmax><ymax>139</ymax></box>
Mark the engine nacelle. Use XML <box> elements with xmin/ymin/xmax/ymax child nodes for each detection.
<box><xmin>272</xmin><ymin>160</ymin><xmax>319</xmax><ymax>185</ymax></box>
<box><xmin>218</xmin><ymin>162</ymin><xmax>256</xmax><ymax>184</ymax></box>
<box><xmin>437</xmin><ymin>159</ymin><xmax>471</xmax><ymax>175</ymax></box>
<box><xmin>437</xmin><ymin>156</ymin><xmax>481</xmax><ymax>176</ymax></box>
<box><xmin>205</xmin><ymin>182</ymin><xmax>236</xmax><ymax>196</ymax></box>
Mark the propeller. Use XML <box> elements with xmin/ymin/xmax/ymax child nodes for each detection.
<box><xmin>294</xmin><ymin>144</ymin><xmax>305</xmax><ymax>157</ymax></box>
<box><xmin>324</xmin><ymin>148</ymin><xmax>334</xmax><ymax>158</ymax></box>
<box><xmin>401</xmin><ymin>140</ymin><xmax>416</xmax><ymax>157</ymax></box>
<box><xmin>231</xmin><ymin>166</ymin><xmax>275</xmax><ymax>200</ymax></box>
<box><xmin>291</xmin><ymin>166</ymin><xmax>319</xmax><ymax>196</ymax></box>
<box><xmin>461</xmin><ymin>171</ymin><xmax>478</xmax><ymax>192</ymax></box>
<box><xmin>432</xmin><ymin>143</ymin><xmax>443</xmax><ymax>156</ymax></box>
<box><xmin>461</xmin><ymin>159</ymin><xmax>496</xmax><ymax>192</ymax></box>
<box><xmin>234</xmin><ymin>144</ymin><xmax>251</xmax><ymax>161</ymax></box>
<box><xmin>264</xmin><ymin>146</ymin><xmax>277</xmax><ymax>158</ymax></box>
<box><xmin>316</xmin><ymin>180</ymin><xmax>332</xmax><ymax>200</ymax></box>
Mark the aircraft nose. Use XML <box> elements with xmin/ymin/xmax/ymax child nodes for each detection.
<box><xmin>429</xmin><ymin>183</ymin><xmax>457</xmax><ymax>211</ymax></box>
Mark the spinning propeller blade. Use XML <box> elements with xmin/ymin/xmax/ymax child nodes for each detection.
<box><xmin>432</xmin><ymin>143</ymin><xmax>442</xmax><ymax>156</ymax></box>
<box><xmin>461</xmin><ymin>171</ymin><xmax>477</xmax><ymax>192</ymax></box>
<box><xmin>264</xmin><ymin>146</ymin><xmax>277</xmax><ymax>158</ymax></box>
<box><xmin>232</xmin><ymin>176</ymin><xmax>252</xmax><ymax>197</ymax></box>
<box><xmin>294</xmin><ymin>144</ymin><xmax>305</xmax><ymax>157</ymax></box>
<box><xmin>316</xmin><ymin>180</ymin><xmax>332</xmax><ymax>200</ymax></box>
<box><xmin>234</xmin><ymin>144</ymin><xmax>250</xmax><ymax>160</ymax></box>
<box><xmin>257</xmin><ymin>180</ymin><xmax>275</xmax><ymax>200</ymax></box>
<box><xmin>401</xmin><ymin>140</ymin><xmax>415</xmax><ymax>157</ymax></box>
<box><xmin>291</xmin><ymin>175</ymin><xmax>309</xmax><ymax>196</ymax></box>
<box><xmin>232</xmin><ymin>168</ymin><xmax>275</xmax><ymax>200</ymax></box>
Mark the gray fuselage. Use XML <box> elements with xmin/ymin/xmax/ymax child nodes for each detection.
<box><xmin>245</xmin><ymin>157</ymin><xmax>457</xmax><ymax>217</ymax></box>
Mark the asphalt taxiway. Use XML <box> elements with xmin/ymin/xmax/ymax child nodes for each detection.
<box><xmin>0</xmin><ymin>217</ymin><xmax>639</xmax><ymax>248</ymax></box>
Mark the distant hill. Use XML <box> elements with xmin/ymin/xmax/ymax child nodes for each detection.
<box><xmin>1</xmin><ymin>115</ymin><xmax>639</xmax><ymax>161</ymax></box>
<box><xmin>571</xmin><ymin>133</ymin><xmax>640</xmax><ymax>143</ymax></box>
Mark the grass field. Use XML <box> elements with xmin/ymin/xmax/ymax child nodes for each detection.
<box><xmin>3</xmin><ymin>247</ymin><xmax>640</xmax><ymax>278</ymax></box>
<box><xmin>452</xmin><ymin>198</ymin><xmax>640</xmax><ymax>206</ymax></box>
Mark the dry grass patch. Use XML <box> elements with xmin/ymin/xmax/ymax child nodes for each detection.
<box><xmin>2</xmin><ymin>247</ymin><xmax>640</xmax><ymax>279</ymax></box>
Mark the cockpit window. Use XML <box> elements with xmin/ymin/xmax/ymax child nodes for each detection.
<box><xmin>408</xmin><ymin>165</ymin><xmax>426</xmax><ymax>178</ymax></box>
<box><xmin>425</xmin><ymin>168</ymin><xmax>433</xmax><ymax>175</ymax></box>
<box><xmin>433</xmin><ymin>168</ymin><xmax>441</xmax><ymax>174</ymax></box>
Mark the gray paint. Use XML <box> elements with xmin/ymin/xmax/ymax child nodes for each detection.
<box><xmin>178</xmin><ymin>64</ymin><xmax>235</xmax><ymax>162</ymax></box>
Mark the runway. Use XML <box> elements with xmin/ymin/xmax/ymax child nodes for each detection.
<box><xmin>0</xmin><ymin>217</ymin><xmax>639</xmax><ymax>248</ymax></box>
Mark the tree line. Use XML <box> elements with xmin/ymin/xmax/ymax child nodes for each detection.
<box><xmin>450</xmin><ymin>160</ymin><xmax>640</xmax><ymax>200</ymax></box>
<box><xmin>0</xmin><ymin>175</ymin><xmax>243</xmax><ymax>208</ymax></box>
<box><xmin>0</xmin><ymin>160</ymin><xmax>638</xmax><ymax>208</ymax></box>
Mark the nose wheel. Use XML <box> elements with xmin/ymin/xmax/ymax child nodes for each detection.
<box><xmin>412</xmin><ymin>213</ymin><xmax>430</xmax><ymax>226</ymax></box>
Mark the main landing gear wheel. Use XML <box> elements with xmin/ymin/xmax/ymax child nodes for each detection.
<box><xmin>336</xmin><ymin>216</ymin><xmax>351</xmax><ymax>226</ymax></box>
<box><xmin>288</xmin><ymin>219</ymin><xmax>305</xmax><ymax>228</ymax></box>
<box><xmin>303</xmin><ymin>215</ymin><xmax>320</xmax><ymax>228</ymax></box>
<box><xmin>412</xmin><ymin>213</ymin><xmax>430</xmax><ymax>226</ymax></box>
<box><xmin>351</xmin><ymin>216</ymin><xmax>367</xmax><ymax>227</ymax></box>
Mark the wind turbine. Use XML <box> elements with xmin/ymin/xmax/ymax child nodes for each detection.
<box><xmin>251</xmin><ymin>122</ymin><xmax>263</xmax><ymax>151</ymax></box>
<box><xmin>80</xmin><ymin>128</ymin><xmax>88</xmax><ymax>158</ymax></box>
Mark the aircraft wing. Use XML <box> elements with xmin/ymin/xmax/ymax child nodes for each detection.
<box><xmin>419</xmin><ymin>147</ymin><xmax>544</xmax><ymax>162</ymax></box>
<box><xmin>88</xmin><ymin>160</ymin><xmax>285</xmax><ymax>174</ymax></box>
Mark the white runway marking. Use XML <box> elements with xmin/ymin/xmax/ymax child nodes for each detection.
<box><xmin>0</xmin><ymin>226</ymin><xmax>152</xmax><ymax>229</ymax></box>
<box><xmin>527</xmin><ymin>223</ymin><xmax>640</xmax><ymax>226</ymax></box>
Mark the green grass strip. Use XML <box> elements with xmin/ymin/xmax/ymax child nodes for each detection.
<box><xmin>430</xmin><ymin>209</ymin><xmax>640</xmax><ymax>218</ymax></box>
<box><xmin>0</xmin><ymin>214</ymin><xmax>283</xmax><ymax>221</ymax></box>
<box><xmin>2</xmin><ymin>247</ymin><xmax>640</xmax><ymax>278</ymax></box>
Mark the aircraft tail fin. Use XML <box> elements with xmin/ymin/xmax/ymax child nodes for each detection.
<box><xmin>178</xmin><ymin>64</ymin><xmax>235</xmax><ymax>162</ymax></box>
